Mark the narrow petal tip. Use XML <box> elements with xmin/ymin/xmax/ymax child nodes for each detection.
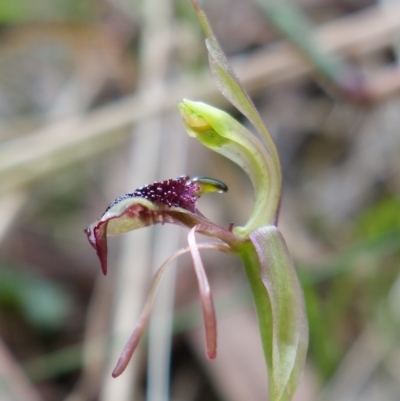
<box><xmin>207</xmin><ymin>348</ymin><xmax>217</xmax><ymax>360</ymax></box>
<box><xmin>111</xmin><ymin>360</ymin><xmax>125</xmax><ymax>378</ymax></box>
<box><xmin>188</xmin><ymin>226</ymin><xmax>218</xmax><ymax>364</ymax></box>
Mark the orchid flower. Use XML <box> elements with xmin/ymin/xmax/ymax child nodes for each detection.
<box><xmin>85</xmin><ymin>175</ymin><xmax>242</xmax><ymax>377</ymax></box>
<box><xmin>85</xmin><ymin>1</ymin><xmax>308</xmax><ymax>400</ymax></box>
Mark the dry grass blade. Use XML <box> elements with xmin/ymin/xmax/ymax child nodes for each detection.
<box><xmin>317</xmin><ymin>326</ymin><xmax>392</xmax><ymax>401</ymax></box>
<box><xmin>63</xmin><ymin>276</ymin><xmax>112</xmax><ymax>401</ymax></box>
<box><xmin>129</xmin><ymin>1</ymin><xmax>179</xmax><ymax>401</ymax></box>
<box><xmin>0</xmin><ymin>191</ymin><xmax>27</xmax><ymax>242</ymax></box>
<box><xmin>0</xmin><ymin>339</ymin><xmax>43</xmax><ymax>401</ymax></box>
<box><xmin>98</xmin><ymin>129</ymin><xmax>162</xmax><ymax>401</ymax></box>
<box><xmin>99</xmin><ymin>0</ymin><xmax>175</xmax><ymax>400</ymax></box>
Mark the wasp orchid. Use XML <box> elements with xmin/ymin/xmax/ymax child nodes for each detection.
<box><xmin>86</xmin><ymin>1</ymin><xmax>308</xmax><ymax>399</ymax></box>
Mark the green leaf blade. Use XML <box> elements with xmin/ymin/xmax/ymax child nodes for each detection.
<box><xmin>245</xmin><ymin>226</ymin><xmax>308</xmax><ymax>401</ymax></box>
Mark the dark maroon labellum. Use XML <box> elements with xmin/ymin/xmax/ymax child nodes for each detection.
<box><xmin>85</xmin><ymin>175</ymin><xmax>228</xmax><ymax>276</ymax></box>
<box><xmin>106</xmin><ymin>175</ymin><xmax>202</xmax><ymax>213</ymax></box>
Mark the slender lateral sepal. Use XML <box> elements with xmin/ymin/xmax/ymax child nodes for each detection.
<box><xmin>112</xmin><ymin>242</ymin><xmax>232</xmax><ymax>378</ymax></box>
<box><xmin>111</xmin><ymin>247</ymin><xmax>178</xmax><ymax>378</ymax></box>
<box><xmin>188</xmin><ymin>225</ymin><xmax>217</xmax><ymax>359</ymax></box>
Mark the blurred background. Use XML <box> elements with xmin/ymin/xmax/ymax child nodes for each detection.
<box><xmin>1</xmin><ymin>0</ymin><xmax>400</xmax><ymax>400</ymax></box>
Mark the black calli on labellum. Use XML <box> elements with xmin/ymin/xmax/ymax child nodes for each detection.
<box><xmin>104</xmin><ymin>175</ymin><xmax>217</xmax><ymax>213</ymax></box>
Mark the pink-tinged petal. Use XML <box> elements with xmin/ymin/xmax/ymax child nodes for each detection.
<box><xmin>187</xmin><ymin>225</ymin><xmax>217</xmax><ymax>359</ymax></box>
<box><xmin>112</xmin><ymin>241</ymin><xmax>232</xmax><ymax>378</ymax></box>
